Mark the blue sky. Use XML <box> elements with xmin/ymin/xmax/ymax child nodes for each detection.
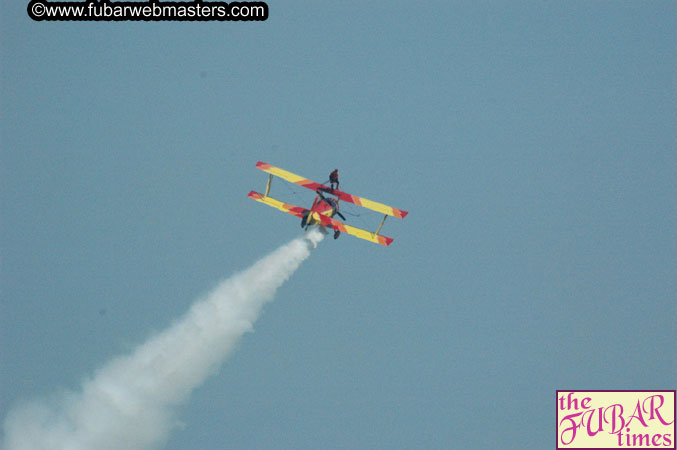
<box><xmin>2</xmin><ymin>2</ymin><xmax>675</xmax><ymax>449</ymax></box>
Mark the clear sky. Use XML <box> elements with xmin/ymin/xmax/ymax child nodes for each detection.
<box><xmin>1</xmin><ymin>1</ymin><xmax>675</xmax><ymax>449</ymax></box>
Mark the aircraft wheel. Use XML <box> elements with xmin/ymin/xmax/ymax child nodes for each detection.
<box><xmin>333</xmin><ymin>230</ymin><xmax>341</xmax><ymax>240</ymax></box>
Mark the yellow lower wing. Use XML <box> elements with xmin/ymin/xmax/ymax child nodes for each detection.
<box><xmin>318</xmin><ymin>214</ymin><xmax>394</xmax><ymax>246</ymax></box>
<box><xmin>341</xmin><ymin>223</ymin><xmax>394</xmax><ymax>246</ymax></box>
<box><xmin>248</xmin><ymin>191</ymin><xmax>393</xmax><ymax>246</ymax></box>
<box><xmin>247</xmin><ymin>191</ymin><xmax>306</xmax><ymax>218</ymax></box>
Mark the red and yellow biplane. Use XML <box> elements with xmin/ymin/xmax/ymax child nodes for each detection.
<box><xmin>248</xmin><ymin>161</ymin><xmax>408</xmax><ymax>246</ymax></box>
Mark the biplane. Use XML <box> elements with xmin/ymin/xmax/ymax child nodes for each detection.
<box><xmin>248</xmin><ymin>161</ymin><xmax>408</xmax><ymax>246</ymax></box>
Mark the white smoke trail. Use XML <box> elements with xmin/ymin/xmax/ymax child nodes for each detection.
<box><xmin>2</xmin><ymin>229</ymin><xmax>325</xmax><ymax>450</ymax></box>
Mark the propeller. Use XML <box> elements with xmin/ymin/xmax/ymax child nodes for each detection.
<box><xmin>316</xmin><ymin>190</ymin><xmax>346</xmax><ymax>221</ymax></box>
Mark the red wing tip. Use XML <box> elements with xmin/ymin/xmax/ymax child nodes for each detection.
<box><xmin>255</xmin><ymin>161</ymin><xmax>269</xmax><ymax>168</ymax></box>
<box><xmin>398</xmin><ymin>210</ymin><xmax>409</xmax><ymax>218</ymax></box>
<box><xmin>376</xmin><ymin>234</ymin><xmax>393</xmax><ymax>247</ymax></box>
<box><xmin>248</xmin><ymin>190</ymin><xmax>263</xmax><ymax>199</ymax></box>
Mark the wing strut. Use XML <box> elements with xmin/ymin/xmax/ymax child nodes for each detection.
<box><xmin>264</xmin><ymin>174</ymin><xmax>273</xmax><ymax>197</ymax></box>
<box><xmin>375</xmin><ymin>214</ymin><xmax>387</xmax><ymax>235</ymax></box>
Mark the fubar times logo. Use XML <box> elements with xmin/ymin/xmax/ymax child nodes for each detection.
<box><xmin>557</xmin><ymin>390</ymin><xmax>675</xmax><ymax>449</ymax></box>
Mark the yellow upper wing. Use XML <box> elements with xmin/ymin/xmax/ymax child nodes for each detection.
<box><xmin>255</xmin><ymin>161</ymin><xmax>408</xmax><ymax>218</ymax></box>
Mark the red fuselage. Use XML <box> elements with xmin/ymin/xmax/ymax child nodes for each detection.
<box><xmin>305</xmin><ymin>193</ymin><xmax>338</xmax><ymax>226</ymax></box>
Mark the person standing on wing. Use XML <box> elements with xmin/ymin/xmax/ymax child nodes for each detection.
<box><xmin>329</xmin><ymin>169</ymin><xmax>339</xmax><ymax>191</ymax></box>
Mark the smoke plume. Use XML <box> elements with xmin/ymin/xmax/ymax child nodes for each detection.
<box><xmin>2</xmin><ymin>229</ymin><xmax>325</xmax><ymax>450</ymax></box>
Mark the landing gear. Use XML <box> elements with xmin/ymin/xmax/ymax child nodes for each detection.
<box><xmin>333</xmin><ymin>230</ymin><xmax>341</xmax><ymax>240</ymax></box>
<box><xmin>301</xmin><ymin>211</ymin><xmax>309</xmax><ymax>228</ymax></box>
